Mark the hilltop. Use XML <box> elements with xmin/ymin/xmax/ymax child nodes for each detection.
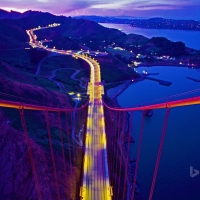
<box><xmin>0</xmin><ymin>9</ymin><xmax>21</xmax><ymax>19</ymax></box>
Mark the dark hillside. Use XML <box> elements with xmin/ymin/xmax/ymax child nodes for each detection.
<box><xmin>149</xmin><ymin>37</ymin><xmax>186</xmax><ymax>56</ymax></box>
<box><xmin>0</xmin><ymin>9</ymin><xmax>21</xmax><ymax>19</ymax></box>
<box><xmin>0</xmin><ymin>11</ymin><xmax>62</xmax><ymax>31</ymax></box>
<box><xmin>0</xmin><ymin>20</ymin><xmax>29</xmax><ymax>49</ymax></box>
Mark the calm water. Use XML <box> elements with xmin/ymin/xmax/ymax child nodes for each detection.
<box><xmin>100</xmin><ymin>22</ymin><xmax>200</xmax><ymax>199</ymax></box>
<box><xmin>99</xmin><ymin>23</ymin><xmax>200</xmax><ymax>50</ymax></box>
<box><xmin>117</xmin><ymin>67</ymin><xmax>200</xmax><ymax>200</ymax></box>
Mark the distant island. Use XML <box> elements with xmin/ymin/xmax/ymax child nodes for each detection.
<box><xmin>75</xmin><ymin>16</ymin><xmax>200</xmax><ymax>31</ymax></box>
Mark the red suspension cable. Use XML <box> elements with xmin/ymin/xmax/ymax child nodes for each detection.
<box><xmin>103</xmin><ymin>96</ymin><xmax>200</xmax><ymax>111</ymax></box>
<box><xmin>0</xmin><ymin>99</ymin><xmax>89</xmax><ymax>112</ymax></box>
<box><xmin>58</xmin><ymin>112</ymin><xmax>68</xmax><ymax>191</ymax></box>
<box><xmin>110</xmin><ymin>110</ymin><xmax>114</xmax><ymax>181</ymax></box>
<box><xmin>122</xmin><ymin>112</ymin><xmax>133</xmax><ymax>200</ymax></box>
<box><xmin>44</xmin><ymin>111</ymin><xmax>60</xmax><ymax>200</ymax></box>
<box><xmin>112</xmin><ymin>110</ymin><xmax>117</xmax><ymax>178</ymax></box>
<box><xmin>19</xmin><ymin>108</ymin><xmax>42</xmax><ymax>200</ymax></box>
<box><xmin>117</xmin><ymin>111</ymin><xmax>126</xmax><ymax>199</ymax></box>
<box><xmin>65</xmin><ymin>111</ymin><xmax>72</xmax><ymax>174</ymax></box>
<box><xmin>114</xmin><ymin>111</ymin><xmax>121</xmax><ymax>195</ymax></box>
<box><xmin>131</xmin><ymin>111</ymin><xmax>145</xmax><ymax>200</ymax></box>
<box><xmin>148</xmin><ymin>108</ymin><xmax>170</xmax><ymax>200</ymax></box>
<box><xmin>70</xmin><ymin>111</ymin><xmax>75</xmax><ymax>155</ymax></box>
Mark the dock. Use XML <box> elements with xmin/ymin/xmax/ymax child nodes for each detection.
<box><xmin>145</xmin><ymin>77</ymin><xmax>172</xmax><ymax>86</ymax></box>
<box><xmin>186</xmin><ymin>77</ymin><xmax>200</xmax><ymax>82</ymax></box>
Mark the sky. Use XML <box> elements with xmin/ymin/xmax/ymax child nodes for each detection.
<box><xmin>1</xmin><ymin>0</ymin><xmax>200</xmax><ymax>20</ymax></box>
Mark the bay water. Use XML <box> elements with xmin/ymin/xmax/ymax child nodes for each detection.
<box><xmin>100</xmin><ymin>23</ymin><xmax>200</xmax><ymax>199</ymax></box>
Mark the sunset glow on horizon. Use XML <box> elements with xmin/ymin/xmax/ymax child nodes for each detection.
<box><xmin>1</xmin><ymin>0</ymin><xmax>200</xmax><ymax>19</ymax></box>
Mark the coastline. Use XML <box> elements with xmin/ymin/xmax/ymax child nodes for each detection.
<box><xmin>106</xmin><ymin>80</ymin><xmax>138</xmax><ymax>199</ymax></box>
<box><xmin>106</xmin><ymin>80</ymin><xmax>133</xmax><ymax>105</ymax></box>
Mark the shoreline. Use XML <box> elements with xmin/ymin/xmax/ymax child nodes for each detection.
<box><xmin>106</xmin><ymin>80</ymin><xmax>134</xmax><ymax>105</ymax></box>
<box><xmin>106</xmin><ymin>62</ymin><xmax>200</xmax><ymax>103</ymax></box>
<box><xmin>106</xmin><ymin>80</ymin><xmax>138</xmax><ymax>199</ymax></box>
<box><xmin>135</xmin><ymin>63</ymin><xmax>199</xmax><ymax>68</ymax></box>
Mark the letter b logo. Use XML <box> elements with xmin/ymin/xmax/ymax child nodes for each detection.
<box><xmin>190</xmin><ymin>166</ymin><xmax>199</xmax><ymax>178</ymax></box>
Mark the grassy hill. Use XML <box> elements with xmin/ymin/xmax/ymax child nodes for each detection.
<box><xmin>0</xmin><ymin>48</ymin><xmax>86</xmax><ymax>199</ymax></box>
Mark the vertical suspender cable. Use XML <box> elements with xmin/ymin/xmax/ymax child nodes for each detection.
<box><xmin>65</xmin><ymin>111</ymin><xmax>72</xmax><ymax>174</ymax></box>
<box><xmin>19</xmin><ymin>108</ymin><xmax>42</xmax><ymax>200</ymax></box>
<box><xmin>122</xmin><ymin>112</ymin><xmax>133</xmax><ymax>200</ymax></box>
<box><xmin>114</xmin><ymin>111</ymin><xmax>121</xmax><ymax>195</ymax></box>
<box><xmin>70</xmin><ymin>111</ymin><xmax>75</xmax><ymax>158</ymax></box>
<box><xmin>128</xmin><ymin>111</ymin><xmax>134</xmax><ymax>199</ymax></box>
<box><xmin>148</xmin><ymin>108</ymin><xmax>170</xmax><ymax>200</ymax></box>
<box><xmin>110</xmin><ymin>110</ymin><xmax>114</xmax><ymax>185</ymax></box>
<box><xmin>106</xmin><ymin>108</ymin><xmax>112</xmax><ymax>185</ymax></box>
<box><xmin>111</xmin><ymin>110</ymin><xmax>114</xmax><ymax>179</ymax></box>
<box><xmin>112</xmin><ymin>110</ymin><xmax>117</xmax><ymax>194</ymax></box>
<box><xmin>131</xmin><ymin>111</ymin><xmax>145</xmax><ymax>200</ymax></box>
<box><xmin>117</xmin><ymin>111</ymin><xmax>126</xmax><ymax>199</ymax></box>
<box><xmin>58</xmin><ymin>112</ymin><xmax>68</xmax><ymax>191</ymax></box>
<box><xmin>44</xmin><ymin>111</ymin><xmax>60</xmax><ymax>200</ymax></box>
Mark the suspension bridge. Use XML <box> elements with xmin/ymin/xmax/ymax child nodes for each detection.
<box><xmin>0</xmin><ymin>25</ymin><xmax>199</xmax><ymax>200</ymax></box>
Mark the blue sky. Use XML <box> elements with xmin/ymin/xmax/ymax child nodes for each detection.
<box><xmin>1</xmin><ymin>0</ymin><xmax>200</xmax><ymax>19</ymax></box>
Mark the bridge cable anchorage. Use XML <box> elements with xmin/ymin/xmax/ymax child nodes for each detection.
<box><xmin>44</xmin><ymin>110</ymin><xmax>61</xmax><ymax>200</ymax></box>
<box><xmin>123</xmin><ymin>111</ymin><xmax>134</xmax><ymax>200</ymax></box>
<box><xmin>148</xmin><ymin>108</ymin><xmax>170</xmax><ymax>200</ymax></box>
<box><xmin>57</xmin><ymin>111</ymin><xmax>68</xmax><ymax>190</ymax></box>
<box><xmin>131</xmin><ymin>110</ymin><xmax>145</xmax><ymax>200</ymax></box>
<box><xmin>18</xmin><ymin>105</ymin><xmax>42</xmax><ymax>200</ymax></box>
<box><xmin>65</xmin><ymin>111</ymin><xmax>72</xmax><ymax>174</ymax></box>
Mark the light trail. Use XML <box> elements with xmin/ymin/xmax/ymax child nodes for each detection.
<box><xmin>26</xmin><ymin>25</ymin><xmax>112</xmax><ymax>200</ymax></box>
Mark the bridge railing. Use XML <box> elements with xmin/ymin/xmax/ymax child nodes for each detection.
<box><xmin>0</xmin><ymin>99</ymin><xmax>88</xmax><ymax>200</ymax></box>
<box><xmin>103</xmin><ymin>96</ymin><xmax>200</xmax><ymax>200</ymax></box>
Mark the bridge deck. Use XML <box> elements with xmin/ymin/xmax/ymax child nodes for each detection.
<box><xmin>27</xmin><ymin>27</ymin><xmax>112</xmax><ymax>199</ymax></box>
<box><xmin>81</xmin><ymin>57</ymin><xmax>112</xmax><ymax>200</ymax></box>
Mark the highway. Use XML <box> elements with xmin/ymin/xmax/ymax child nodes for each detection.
<box><xmin>27</xmin><ymin>25</ymin><xmax>112</xmax><ymax>200</ymax></box>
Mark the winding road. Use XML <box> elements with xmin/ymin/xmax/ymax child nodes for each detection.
<box><xmin>27</xmin><ymin>25</ymin><xmax>112</xmax><ymax>200</ymax></box>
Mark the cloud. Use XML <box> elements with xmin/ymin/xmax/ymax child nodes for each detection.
<box><xmin>89</xmin><ymin>0</ymin><xmax>182</xmax><ymax>11</ymax></box>
<box><xmin>37</xmin><ymin>0</ymin><xmax>49</xmax><ymax>2</ymax></box>
<box><xmin>1</xmin><ymin>0</ymin><xmax>200</xmax><ymax>19</ymax></box>
<box><xmin>135</xmin><ymin>4</ymin><xmax>175</xmax><ymax>10</ymax></box>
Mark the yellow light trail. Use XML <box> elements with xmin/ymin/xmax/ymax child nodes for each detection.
<box><xmin>26</xmin><ymin>26</ymin><xmax>112</xmax><ymax>200</ymax></box>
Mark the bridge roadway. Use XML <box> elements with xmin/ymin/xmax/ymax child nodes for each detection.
<box><xmin>27</xmin><ymin>26</ymin><xmax>112</xmax><ymax>200</ymax></box>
